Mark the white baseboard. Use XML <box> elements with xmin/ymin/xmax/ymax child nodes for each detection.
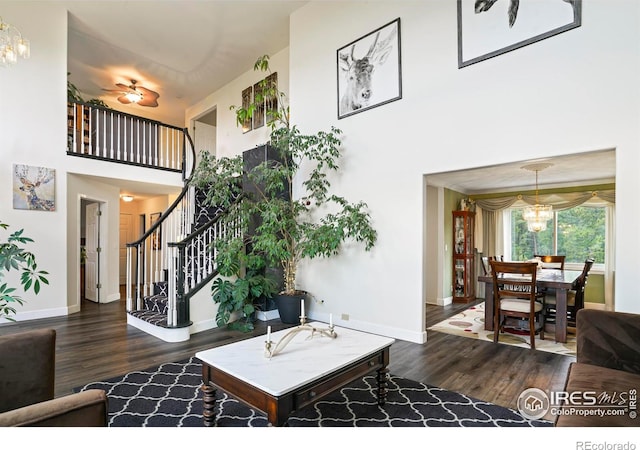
<box><xmin>0</xmin><ymin>306</ymin><xmax>69</xmax><ymax>324</ymax></box>
<box><xmin>308</xmin><ymin>311</ymin><xmax>427</xmax><ymax>344</ymax></box>
<box><xmin>425</xmin><ymin>297</ymin><xmax>453</xmax><ymax>306</ymax></box>
<box><xmin>189</xmin><ymin>317</ymin><xmax>217</xmax><ymax>334</ymax></box>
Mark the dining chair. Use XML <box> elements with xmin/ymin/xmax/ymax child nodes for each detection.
<box><xmin>481</xmin><ymin>256</ymin><xmax>491</xmax><ymax>275</ymax></box>
<box><xmin>544</xmin><ymin>257</ymin><xmax>595</xmax><ymax>327</ymax></box>
<box><xmin>534</xmin><ymin>255</ymin><xmax>566</xmax><ymax>270</ymax></box>
<box><xmin>489</xmin><ymin>260</ymin><xmax>545</xmax><ymax>350</ymax></box>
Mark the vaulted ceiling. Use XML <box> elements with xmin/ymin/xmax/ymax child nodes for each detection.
<box><xmin>60</xmin><ymin>1</ymin><xmax>615</xmax><ymax>197</ymax></box>
<box><xmin>64</xmin><ymin>1</ymin><xmax>308</xmax><ymax>126</ymax></box>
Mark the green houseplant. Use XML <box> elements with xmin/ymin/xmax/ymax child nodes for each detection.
<box><xmin>192</xmin><ymin>55</ymin><xmax>377</xmax><ymax>325</ymax></box>
<box><xmin>0</xmin><ymin>222</ymin><xmax>49</xmax><ymax>320</ymax></box>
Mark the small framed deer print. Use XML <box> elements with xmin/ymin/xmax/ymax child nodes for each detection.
<box><xmin>13</xmin><ymin>164</ymin><xmax>56</xmax><ymax>211</ymax></box>
<box><xmin>337</xmin><ymin>18</ymin><xmax>402</xmax><ymax>120</ymax></box>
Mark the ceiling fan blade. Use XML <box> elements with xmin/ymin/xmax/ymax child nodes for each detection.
<box><xmin>136</xmin><ymin>86</ymin><xmax>159</xmax><ymax>101</ymax></box>
<box><xmin>136</xmin><ymin>97</ymin><xmax>159</xmax><ymax>107</ymax></box>
<box><xmin>115</xmin><ymin>83</ymin><xmax>134</xmax><ymax>91</ymax></box>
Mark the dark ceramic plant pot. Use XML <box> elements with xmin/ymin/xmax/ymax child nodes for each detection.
<box><xmin>253</xmin><ymin>295</ymin><xmax>277</xmax><ymax>312</ymax></box>
<box><xmin>274</xmin><ymin>292</ymin><xmax>307</xmax><ymax>324</ymax></box>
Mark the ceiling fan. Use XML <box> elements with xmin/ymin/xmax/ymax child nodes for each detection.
<box><xmin>102</xmin><ymin>79</ymin><xmax>159</xmax><ymax>107</ymax></box>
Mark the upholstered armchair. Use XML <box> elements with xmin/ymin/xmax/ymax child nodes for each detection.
<box><xmin>0</xmin><ymin>328</ymin><xmax>108</xmax><ymax>426</ymax></box>
<box><xmin>556</xmin><ymin>309</ymin><xmax>640</xmax><ymax>426</ymax></box>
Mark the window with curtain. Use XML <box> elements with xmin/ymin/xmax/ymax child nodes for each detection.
<box><xmin>506</xmin><ymin>205</ymin><xmax>606</xmax><ymax>265</ymax></box>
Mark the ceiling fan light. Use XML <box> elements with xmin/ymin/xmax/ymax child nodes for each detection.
<box><xmin>125</xmin><ymin>91</ymin><xmax>142</xmax><ymax>103</ymax></box>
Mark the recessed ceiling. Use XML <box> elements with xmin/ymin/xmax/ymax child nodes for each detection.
<box><xmin>426</xmin><ymin>149</ymin><xmax>616</xmax><ymax>195</ymax></box>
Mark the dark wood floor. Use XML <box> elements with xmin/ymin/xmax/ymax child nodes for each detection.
<box><xmin>0</xmin><ymin>295</ymin><xmax>574</xmax><ymax>421</ymax></box>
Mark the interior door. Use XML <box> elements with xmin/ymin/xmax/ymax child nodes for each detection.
<box><xmin>85</xmin><ymin>202</ymin><xmax>100</xmax><ymax>302</ymax></box>
<box><xmin>119</xmin><ymin>213</ymin><xmax>133</xmax><ymax>285</ymax></box>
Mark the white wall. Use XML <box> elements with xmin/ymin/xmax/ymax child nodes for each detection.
<box><xmin>185</xmin><ymin>49</ymin><xmax>290</xmax><ymax>158</ymax></box>
<box><xmin>194</xmin><ymin>121</ymin><xmax>216</xmax><ymax>156</ymax></box>
<box><xmin>0</xmin><ymin>2</ymin><xmax>184</xmax><ymax>323</ymax></box>
<box><xmin>288</xmin><ymin>1</ymin><xmax>640</xmax><ymax>342</ymax></box>
<box><xmin>0</xmin><ymin>3</ymin><xmax>68</xmax><ymax>321</ymax></box>
<box><xmin>67</xmin><ymin>174</ymin><xmax>121</xmax><ymax>308</ymax></box>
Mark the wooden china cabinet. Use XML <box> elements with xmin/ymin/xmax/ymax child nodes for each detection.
<box><xmin>452</xmin><ymin>210</ymin><xmax>475</xmax><ymax>303</ymax></box>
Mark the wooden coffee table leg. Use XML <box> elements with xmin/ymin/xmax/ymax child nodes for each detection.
<box><xmin>201</xmin><ymin>382</ymin><xmax>217</xmax><ymax>427</ymax></box>
<box><xmin>376</xmin><ymin>366</ymin><xmax>389</xmax><ymax>405</ymax></box>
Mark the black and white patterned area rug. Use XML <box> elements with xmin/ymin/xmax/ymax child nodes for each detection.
<box><xmin>75</xmin><ymin>356</ymin><xmax>551</xmax><ymax>427</ymax></box>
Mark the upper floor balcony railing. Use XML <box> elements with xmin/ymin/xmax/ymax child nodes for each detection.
<box><xmin>67</xmin><ymin>100</ymin><xmax>194</xmax><ymax>180</ymax></box>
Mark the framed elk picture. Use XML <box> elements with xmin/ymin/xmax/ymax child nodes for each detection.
<box><xmin>337</xmin><ymin>18</ymin><xmax>402</xmax><ymax>119</ymax></box>
<box><xmin>457</xmin><ymin>0</ymin><xmax>582</xmax><ymax>68</ymax></box>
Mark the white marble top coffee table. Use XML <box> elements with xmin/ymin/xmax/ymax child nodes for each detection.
<box><xmin>196</xmin><ymin>322</ymin><xmax>395</xmax><ymax>426</ymax></box>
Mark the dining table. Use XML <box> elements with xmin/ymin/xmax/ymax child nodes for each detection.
<box><xmin>478</xmin><ymin>268</ymin><xmax>583</xmax><ymax>344</ymax></box>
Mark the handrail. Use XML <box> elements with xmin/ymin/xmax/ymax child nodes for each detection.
<box><xmin>126</xmin><ymin>131</ymin><xmax>197</xmax><ymax>248</ymax></box>
<box><xmin>168</xmin><ymin>194</ymin><xmax>244</xmax><ymax>303</ymax></box>
<box><xmin>126</xmin><ymin>177</ymin><xmax>190</xmax><ymax>249</ymax></box>
<box><xmin>170</xmin><ymin>192</ymin><xmax>244</xmax><ymax>248</ymax></box>
<box><xmin>67</xmin><ymin>100</ymin><xmax>195</xmax><ymax>179</ymax></box>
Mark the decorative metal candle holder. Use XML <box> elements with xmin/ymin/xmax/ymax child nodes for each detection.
<box><xmin>264</xmin><ymin>315</ymin><xmax>337</xmax><ymax>359</ymax></box>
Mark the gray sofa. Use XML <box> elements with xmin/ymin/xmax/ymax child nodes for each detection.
<box><xmin>0</xmin><ymin>328</ymin><xmax>107</xmax><ymax>426</ymax></box>
<box><xmin>555</xmin><ymin>309</ymin><xmax>640</xmax><ymax>426</ymax></box>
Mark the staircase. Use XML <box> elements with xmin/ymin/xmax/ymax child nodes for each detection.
<box><xmin>124</xmin><ymin>183</ymin><xmax>243</xmax><ymax>342</ymax></box>
<box><xmin>67</xmin><ymin>100</ymin><xmax>244</xmax><ymax>342</ymax></box>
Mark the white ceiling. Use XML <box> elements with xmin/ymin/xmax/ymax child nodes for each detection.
<box><xmin>426</xmin><ymin>149</ymin><xmax>616</xmax><ymax>195</ymax></box>
<box><xmin>63</xmin><ymin>1</ymin><xmax>308</xmax><ymax>126</ymax></box>
<box><xmin>59</xmin><ymin>1</ymin><xmax>616</xmax><ymax>199</ymax></box>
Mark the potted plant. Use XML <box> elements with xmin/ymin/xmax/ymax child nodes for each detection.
<box><xmin>0</xmin><ymin>222</ymin><xmax>49</xmax><ymax>320</ymax></box>
<box><xmin>210</xmin><ymin>236</ymin><xmax>278</xmax><ymax>332</ymax></box>
<box><xmin>192</xmin><ymin>55</ymin><xmax>377</xmax><ymax>324</ymax></box>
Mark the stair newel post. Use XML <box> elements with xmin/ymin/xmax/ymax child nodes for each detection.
<box><xmin>125</xmin><ymin>245</ymin><xmax>133</xmax><ymax>311</ymax></box>
<box><xmin>137</xmin><ymin>242</ymin><xmax>144</xmax><ymax>310</ymax></box>
<box><xmin>167</xmin><ymin>241</ymin><xmax>188</xmax><ymax>328</ymax></box>
<box><xmin>176</xmin><ymin>241</ymin><xmax>189</xmax><ymax>327</ymax></box>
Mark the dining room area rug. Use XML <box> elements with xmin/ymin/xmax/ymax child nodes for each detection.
<box><xmin>428</xmin><ymin>302</ymin><xmax>576</xmax><ymax>357</ymax></box>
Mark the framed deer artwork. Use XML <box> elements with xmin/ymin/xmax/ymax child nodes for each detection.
<box><xmin>457</xmin><ymin>0</ymin><xmax>582</xmax><ymax>68</ymax></box>
<box><xmin>337</xmin><ymin>18</ymin><xmax>402</xmax><ymax>120</ymax></box>
<box><xmin>13</xmin><ymin>164</ymin><xmax>56</xmax><ymax>211</ymax></box>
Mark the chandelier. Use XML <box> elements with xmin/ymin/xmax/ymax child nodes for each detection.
<box><xmin>521</xmin><ymin>163</ymin><xmax>553</xmax><ymax>232</ymax></box>
<box><xmin>0</xmin><ymin>15</ymin><xmax>30</xmax><ymax>67</ymax></box>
